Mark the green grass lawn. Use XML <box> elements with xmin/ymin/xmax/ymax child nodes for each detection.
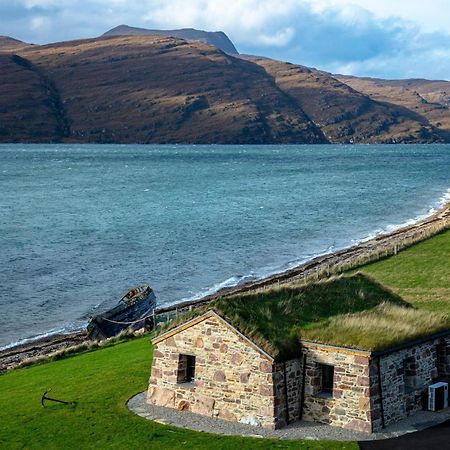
<box><xmin>0</xmin><ymin>337</ymin><xmax>356</xmax><ymax>450</ymax></box>
<box><xmin>354</xmin><ymin>229</ymin><xmax>450</xmax><ymax>313</ymax></box>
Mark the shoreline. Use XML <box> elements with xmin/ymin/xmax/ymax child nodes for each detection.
<box><xmin>1</xmin><ymin>200</ymin><xmax>449</xmax><ymax>371</ymax></box>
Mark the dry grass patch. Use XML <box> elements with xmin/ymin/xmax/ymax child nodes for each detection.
<box><xmin>302</xmin><ymin>302</ymin><xmax>450</xmax><ymax>352</ymax></box>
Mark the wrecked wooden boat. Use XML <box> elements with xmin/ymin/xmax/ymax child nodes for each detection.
<box><xmin>87</xmin><ymin>284</ymin><xmax>156</xmax><ymax>340</ymax></box>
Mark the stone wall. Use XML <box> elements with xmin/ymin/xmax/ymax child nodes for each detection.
<box><xmin>273</xmin><ymin>359</ymin><xmax>303</xmax><ymax>427</ymax></box>
<box><xmin>370</xmin><ymin>339</ymin><xmax>441</xmax><ymax>429</ymax></box>
<box><xmin>147</xmin><ymin>314</ymin><xmax>278</xmax><ymax>429</ymax></box>
<box><xmin>148</xmin><ymin>312</ymin><xmax>450</xmax><ymax>434</ymax></box>
<box><xmin>300</xmin><ymin>345</ymin><xmax>373</xmax><ymax>433</ymax></box>
<box><xmin>437</xmin><ymin>337</ymin><xmax>450</xmax><ymax>377</ymax></box>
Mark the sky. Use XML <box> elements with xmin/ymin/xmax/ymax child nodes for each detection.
<box><xmin>2</xmin><ymin>0</ymin><xmax>450</xmax><ymax>80</ymax></box>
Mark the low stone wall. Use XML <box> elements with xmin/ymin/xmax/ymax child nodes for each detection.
<box><xmin>301</xmin><ymin>345</ymin><xmax>373</xmax><ymax>433</ymax></box>
<box><xmin>147</xmin><ymin>314</ymin><xmax>278</xmax><ymax>429</ymax></box>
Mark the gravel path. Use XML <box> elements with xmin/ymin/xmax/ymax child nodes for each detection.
<box><xmin>127</xmin><ymin>391</ymin><xmax>450</xmax><ymax>441</ymax></box>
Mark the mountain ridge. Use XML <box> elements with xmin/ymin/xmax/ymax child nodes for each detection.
<box><xmin>0</xmin><ymin>35</ymin><xmax>32</xmax><ymax>51</ymax></box>
<box><xmin>0</xmin><ymin>32</ymin><xmax>449</xmax><ymax>144</ymax></box>
<box><xmin>102</xmin><ymin>24</ymin><xmax>239</xmax><ymax>55</ymax></box>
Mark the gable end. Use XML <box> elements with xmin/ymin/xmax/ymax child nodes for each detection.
<box><xmin>152</xmin><ymin>310</ymin><xmax>274</xmax><ymax>362</ymax></box>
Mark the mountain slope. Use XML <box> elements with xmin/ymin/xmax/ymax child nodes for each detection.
<box><xmin>103</xmin><ymin>25</ymin><xmax>239</xmax><ymax>55</ymax></box>
<box><xmin>0</xmin><ymin>54</ymin><xmax>65</xmax><ymax>142</ymax></box>
<box><xmin>336</xmin><ymin>75</ymin><xmax>450</xmax><ymax>140</ymax></box>
<box><xmin>251</xmin><ymin>57</ymin><xmax>443</xmax><ymax>143</ymax></box>
<box><xmin>0</xmin><ymin>34</ymin><xmax>448</xmax><ymax>144</ymax></box>
<box><xmin>0</xmin><ymin>36</ymin><xmax>31</xmax><ymax>52</ymax></box>
<box><xmin>3</xmin><ymin>35</ymin><xmax>324</xmax><ymax>144</ymax></box>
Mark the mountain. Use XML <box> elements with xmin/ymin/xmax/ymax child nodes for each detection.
<box><xmin>0</xmin><ymin>35</ymin><xmax>324</xmax><ymax>143</ymax></box>
<box><xmin>0</xmin><ymin>36</ymin><xmax>31</xmax><ymax>51</ymax></box>
<box><xmin>0</xmin><ymin>53</ymin><xmax>64</xmax><ymax>141</ymax></box>
<box><xmin>250</xmin><ymin>57</ymin><xmax>442</xmax><ymax>143</ymax></box>
<box><xmin>335</xmin><ymin>75</ymin><xmax>450</xmax><ymax>141</ymax></box>
<box><xmin>102</xmin><ymin>25</ymin><xmax>239</xmax><ymax>55</ymax></box>
<box><xmin>0</xmin><ymin>34</ymin><xmax>448</xmax><ymax>144</ymax></box>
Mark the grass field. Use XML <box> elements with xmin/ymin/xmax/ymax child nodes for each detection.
<box><xmin>354</xmin><ymin>229</ymin><xmax>450</xmax><ymax>314</ymax></box>
<box><xmin>0</xmin><ymin>337</ymin><xmax>355</xmax><ymax>450</ymax></box>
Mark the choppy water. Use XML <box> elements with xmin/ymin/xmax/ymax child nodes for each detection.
<box><xmin>1</xmin><ymin>144</ymin><xmax>449</xmax><ymax>349</ymax></box>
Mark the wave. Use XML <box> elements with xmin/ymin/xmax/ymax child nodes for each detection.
<box><xmin>0</xmin><ymin>320</ymin><xmax>87</xmax><ymax>352</ymax></box>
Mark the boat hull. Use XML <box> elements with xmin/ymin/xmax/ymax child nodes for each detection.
<box><xmin>87</xmin><ymin>285</ymin><xmax>156</xmax><ymax>340</ymax></box>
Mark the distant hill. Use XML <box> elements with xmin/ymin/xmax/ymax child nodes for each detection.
<box><xmin>103</xmin><ymin>25</ymin><xmax>239</xmax><ymax>55</ymax></box>
<box><xmin>336</xmin><ymin>75</ymin><xmax>450</xmax><ymax>141</ymax></box>
<box><xmin>0</xmin><ymin>34</ymin><xmax>448</xmax><ymax>144</ymax></box>
<box><xmin>249</xmin><ymin>57</ymin><xmax>443</xmax><ymax>143</ymax></box>
<box><xmin>0</xmin><ymin>36</ymin><xmax>31</xmax><ymax>51</ymax></box>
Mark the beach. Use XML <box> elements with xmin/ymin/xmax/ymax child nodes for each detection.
<box><xmin>2</xmin><ymin>201</ymin><xmax>448</xmax><ymax>372</ymax></box>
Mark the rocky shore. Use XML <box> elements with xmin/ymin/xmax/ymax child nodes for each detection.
<box><xmin>1</xmin><ymin>203</ymin><xmax>449</xmax><ymax>372</ymax></box>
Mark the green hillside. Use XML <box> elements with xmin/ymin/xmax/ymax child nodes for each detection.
<box><xmin>354</xmin><ymin>229</ymin><xmax>450</xmax><ymax>313</ymax></box>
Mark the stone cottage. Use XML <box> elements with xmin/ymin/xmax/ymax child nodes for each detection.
<box><xmin>147</xmin><ymin>275</ymin><xmax>450</xmax><ymax>433</ymax></box>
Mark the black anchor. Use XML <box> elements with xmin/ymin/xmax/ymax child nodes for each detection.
<box><xmin>41</xmin><ymin>388</ymin><xmax>71</xmax><ymax>407</ymax></box>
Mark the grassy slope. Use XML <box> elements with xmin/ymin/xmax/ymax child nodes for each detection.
<box><xmin>166</xmin><ymin>270</ymin><xmax>449</xmax><ymax>356</ymax></box>
<box><xmin>209</xmin><ymin>274</ymin><xmax>407</xmax><ymax>358</ymax></box>
<box><xmin>302</xmin><ymin>302</ymin><xmax>449</xmax><ymax>351</ymax></box>
<box><xmin>304</xmin><ymin>229</ymin><xmax>450</xmax><ymax>350</ymax></box>
<box><xmin>354</xmin><ymin>229</ymin><xmax>450</xmax><ymax>313</ymax></box>
<box><xmin>0</xmin><ymin>337</ymin><xmax>355</xmax><ymax>450</ymax></box>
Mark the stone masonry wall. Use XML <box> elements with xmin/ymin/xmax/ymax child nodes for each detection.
<box><xmin>301</xmin><ymin>346</ymin><xmax>373</xmax><ymax>433</ymax></box>
<box><xmin>370</xmin><ymin>339</ymin><xmax>440</xmax><ymax>430</ymax></box>
<box><xmin>148</xmin><ymin>316</ymin><xmax>450</xmax><ymax>433</ymax></box>
<box><xmin>438</xmin><ymin>337</ymin><xmax>450</xmax><ymax>377</ymax></box>
<box><xmin>273</xmin><ymin>359</ymin><xmax>303</xmax><ymax>427</ymax></box>
<box><xmin>147</xmin><ymin>315</ymin><xmax>277</xmax><ymax>429</ymax></box>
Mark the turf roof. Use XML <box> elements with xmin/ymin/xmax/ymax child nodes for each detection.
<box><xmin>158</xmin><ymin>273</ymin><xmax>450</xmax><ymax>361</ymax></box>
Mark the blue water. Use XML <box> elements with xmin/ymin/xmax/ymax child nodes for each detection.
<box><xmin>0</xmin><ymin>144</ymin><xmax>449</xmax><ymax>348</ymax></box>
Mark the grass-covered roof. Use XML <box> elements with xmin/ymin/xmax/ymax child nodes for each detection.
<box><xmin>159</xmin><ymin>273</ymin><xmax>450</xmax><ymax>361</ymax></box>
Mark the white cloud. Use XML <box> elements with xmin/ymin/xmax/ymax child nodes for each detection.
<box><xmin>303</xmin><ymin>0</ymin><xmax>450</xmax><ymax>33</ymax></box>
<box><xmin>146</xmin><ymin>0</ymin><xmax>300</xmax><ymax>47</ymax></box>
<box><xmin>258</xmin><ymin>27</ymin><xmax>295</xmax><ymax>47</ymax></box>
<box><xmin>30</xmin><ymin>15</ymin><xmax>46</xmax><ymax>30</ymax></box>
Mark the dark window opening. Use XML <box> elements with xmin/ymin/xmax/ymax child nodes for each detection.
<box><xmin>321</xmin><ymin>364</ymin><xmax>334</xmax><ymax>394</ymax></box>
<box><xmin>404</xmin><ymin>356</ymin><xmax>418</xmax><ymax>390</ymax></box>
<box><xmin>177</xmin><ymin>354</ymin><xmax>196</xmax><ymax>383</ymax></box>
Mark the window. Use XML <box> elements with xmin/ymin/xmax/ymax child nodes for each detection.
<box><xmin>177</xmin><ymin>354</ymin><xmax>196</xmax><ymax>383</ymax></box>
<box><xmin>321</xmin><ymin>364</ymin><xmax>334</xmax><ymax>394</ymax></box>
<box><xmin>404</xmin><ymin>356</ymin><xmax>418</xmax><ymax>390</ymax></box>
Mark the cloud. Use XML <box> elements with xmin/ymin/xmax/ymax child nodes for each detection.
<box><xmin>2</xmin><ymin>0</ymin><xmax>450</xmax><ymax>80</ymax></box>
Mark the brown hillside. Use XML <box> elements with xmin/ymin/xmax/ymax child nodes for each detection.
<box><xmin>0</xmin><ymin>36</ymin><xmax>31</xmax><ymax>52</ymax></box>
<box><xmin>252</xmin><ymin>57</ymin><xmax>443</xmax><ymax>144</ymax></box>
<box><xmin>337</xmin><ymin>75</ymin><xmax>450</xmax><ymax>141</ymax></box>
<box><xmin>103</xmin><ymin>25</ymin><xmax>239</xmax><ymax>55</ymax></box>
<box><xmin>7</xmin><ymin>36</ymin><xmax>325</xmax><ymax>144</ymax></box>
<box><xmin>0</xmin><ymin>54</ymin><xmax>65</xmax><ymax>142</ymax></box>
<box><xmin>0</xmin><ymin>35</ymin><xmax>448</xmax><ymax>144</ymax></box>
